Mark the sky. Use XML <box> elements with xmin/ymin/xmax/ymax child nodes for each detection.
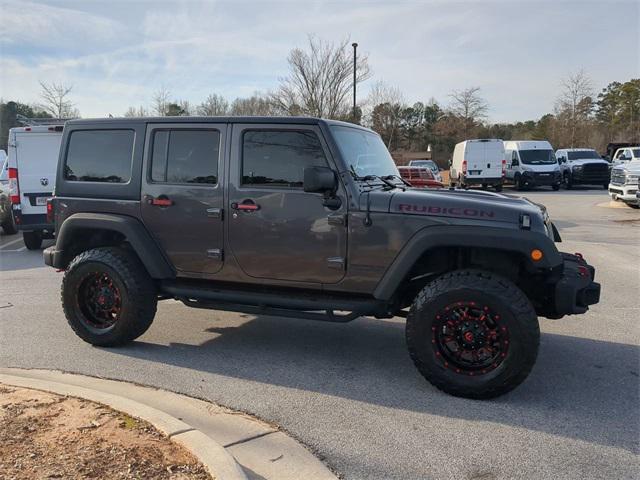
<box><xmin>1</xmin><ymin>0</ymin><xmax>638</xmax><ymax>123</ymax></box>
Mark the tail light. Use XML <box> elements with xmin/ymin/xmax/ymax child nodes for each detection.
<box><xmin>8</xmin><ymin>167</ymin><xmax>19</xmax><ymax>204</ymax></box>
<box><xmin>502</xmin><ymin>159</ymin><xmax>506</xmax><ymax>177</ymax></box>
<box><xmin>46</xmin><ymin>198</ymin><xmax>55</xmax><ymax>224</ymax></box>
<box><xmin>462</xmin><ymin>160</ymin><xmax>467</xmax><ymax>174</ymax></box>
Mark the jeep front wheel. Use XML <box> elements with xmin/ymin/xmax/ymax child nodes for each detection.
<box><xmin>62</xmin><ymin>247</ymin><xmax>157</xmax><ymax>347</ymax></box>
<box><xmin>406</xmin><ymin>270</ymin><xmax>539</xmax><ymax>399</ymax></box>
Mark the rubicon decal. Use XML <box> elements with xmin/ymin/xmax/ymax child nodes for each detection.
<box><xmin>398</xmin><ymin>204</ymin><xmax>495</xmax><ymax>218</ymax></box>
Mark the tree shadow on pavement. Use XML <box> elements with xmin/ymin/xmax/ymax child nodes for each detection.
<box><xmin>112</xmin><ymin>314</ymin><xmax>639</xmax><ymax>454</ymax></box>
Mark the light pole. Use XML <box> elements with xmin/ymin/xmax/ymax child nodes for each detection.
<box><xmin>352</xmin><ymin>42</ymin><xmax>358</xmax><ymax>120</ymax></box>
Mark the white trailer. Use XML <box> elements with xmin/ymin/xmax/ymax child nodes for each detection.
<box><xmin>6</xmin><ymin>125</ymin><xmax>64</xmax><ymax>249</ymax></box>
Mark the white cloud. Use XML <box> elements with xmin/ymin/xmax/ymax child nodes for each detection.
<box><xmin>1</xmin><ymin>0</ymin><xmax>637</xmax><ymax>120</ymax></box>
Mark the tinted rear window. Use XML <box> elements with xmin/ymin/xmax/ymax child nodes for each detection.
<box><xmin>151</xmin><ymin>130</ymin><xmax>220</xmax><ymax>184</ymax></box>
<box><xmin>65</xmin><ymin>130</ymin><xmax>134</xmax><ymax>183</ymax></box>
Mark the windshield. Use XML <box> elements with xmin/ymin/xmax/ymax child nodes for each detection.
<box><xmin>331</xmin><ymin>126</ymin><xmax>399</xmax><ymax>178</ymax></box>
<box><xmin>519</xmin><ymin>149</ymin><xmax>557</xmax><ymax>165</ymax></box>
<box><xmin>567</xmin><ymin>150</ymin><xmax>601</xmax><ymax>160</ymax></box>
<box><xmin>411</xmin><ymin>160</ymin><xmax>438</xmax><ymax>172</ymax></box>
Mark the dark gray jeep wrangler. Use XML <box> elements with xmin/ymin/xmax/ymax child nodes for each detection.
<box><xmin>44</xmin><ymin>117</ymin><xmax>600</xmax><ymax>399</ymax></box>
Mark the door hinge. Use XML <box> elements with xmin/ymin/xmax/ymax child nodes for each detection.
<box><xmin>327</xmin><ymin>214</ymin><xmax>347</xmax><ymax>226</ymax></box>
<box><xmin>206</xmin><ymin>249</ymin><xmax>223</xmax><ymax>260</ymax></box>
<box><xmin>327</xmin><ymin>256</ymin><xmax>345</xmax><ymax>270</ymax></box>
<box><xmin>206</xmin><ymin>207</ymin><xmax>223</xmax><ymax>220</ymax></box>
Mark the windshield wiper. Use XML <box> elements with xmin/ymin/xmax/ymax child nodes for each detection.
<box><xmin>349</xmin><ymin>165</ymin><xmax>400</xmax><ymax>190</ymax></box>
<box><xmin>383</xmin><ymin>174</ymin><xmax>411</xmax><ymax>188</ymax></box>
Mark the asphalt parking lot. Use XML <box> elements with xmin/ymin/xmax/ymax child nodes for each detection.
<box><xmin>1</xmin><ymin>187</ymin><xmax>639</xmax><ymax>480</ymax></box>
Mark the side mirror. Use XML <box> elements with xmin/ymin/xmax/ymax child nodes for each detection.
<box><xmin>512</xmin><ymin>158</ymin><xmax>519</xmax><ymax>166</ymax></box>
<box><xmin>304</xmin><ymin>166</ymin><xmax>338</xmax><ymax>194</ymax></box>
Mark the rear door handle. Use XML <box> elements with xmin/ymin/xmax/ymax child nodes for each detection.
<box><xmin>145</xmin><ymin>195</ymin><xmax>173</xmax><ymax>207</ymax></box>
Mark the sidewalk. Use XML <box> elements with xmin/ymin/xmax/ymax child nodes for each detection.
<box><xmin>0</xmin><ymin>368</ymin><xmax>337</xmax><ymax>480</ymax></box>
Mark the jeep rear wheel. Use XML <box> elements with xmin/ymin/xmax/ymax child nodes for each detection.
<box><xmin>62</xmin><ymin>247</ymin><xmax>157</xmax><ymax>347</ymax></box>
<box><xmin>406</xmin><ymin>270</ymin><xmax>539</xmax><ymax>399</ymax></box>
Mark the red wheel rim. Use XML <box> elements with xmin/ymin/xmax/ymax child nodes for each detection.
<box><xmin>432</xmin><ymin>301</ymin><xmax>509</xmax><ymax>375</ymax></box>
<box><xmin>78</xmin><ymin>271</ymin><xmax>121</xmax><ymax>330</ymax></box>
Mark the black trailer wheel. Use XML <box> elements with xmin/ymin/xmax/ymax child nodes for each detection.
<box><xmin>406</xmin><ymin>269</ymin><xmax>540</xmax><ymax>399</ymax></box>
<box><xmin>62</xmin><ymin>247</ymin><xmax>157</xmax><ymax>347</ymax></box>
<box><xmin>23</xmin><ymin>231</ymin><xmax>42</xmax><ymax>250</ymax></box>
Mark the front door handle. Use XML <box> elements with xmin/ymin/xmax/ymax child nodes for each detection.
<box><xmin>145</xmin><ymin>195</ymin><xmax>173</xmax><ymax>207</ymax></box>
<box><xmin>231</xmin><ymin>200</ymin><xmax>260</xmax><ymax>212</ymax></box>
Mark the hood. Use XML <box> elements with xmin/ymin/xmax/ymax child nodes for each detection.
<box><xmin>614</xmin><ymin>159</ymin><xmax>640</xmax><ymax>174</ymax></box>
<box><xmin>568</xmin><ymin>158</ymin><xmax>609</xmax><ymax>167</ymax></box>
<box><xmin>521</xmin><ymin>163</ymin><xmax>560</xmax><ymax>172</ymax></box>
<box><xmin>362</xmin><ymin>187</ymin><xmax>545</xmax><ymax>230</ymax></box>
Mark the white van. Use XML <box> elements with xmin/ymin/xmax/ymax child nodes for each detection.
<box><xmin>6</xmin><ymin>125</ymin><xmax>64</xmax><ymax>249</ymax></box>
<box><xmin>449</xmin><ymin>139</ymin><xmax>505</xmax><ymax>191</ymax></box>
<box><xmin>504</xmin><ymin>140</ymin><xmax>561</xmax><ymax>191</ymax></box>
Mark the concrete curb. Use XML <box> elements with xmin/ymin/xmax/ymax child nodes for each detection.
<box><xmin>0</xmin><ymin>371</ymin><xmax>247</xmax><ymax>480</ymax></box>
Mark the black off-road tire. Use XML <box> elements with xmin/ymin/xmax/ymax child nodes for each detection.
<box><xmin>564</xmin><ymin>173</ymin><xmax>573</xmax><ymax>189</ymax></box>
<box><xmin>62</xmin><ymin>247</ymin><xmax>157</xmax><ymax>347</ymax></box>
<box><xmin>23</xmin><ymin>231</ymin><xmax>42</xmax><ymax>250</ymax></box>
<box><xmin>1</xmin><ymin>211</ymin><xmax>17</xmax><ymax>235</ymax></box>
<box><xmin>406</xmin><ymin>269</ymin><xmax>540</xmax><ymax>399</ymax></box>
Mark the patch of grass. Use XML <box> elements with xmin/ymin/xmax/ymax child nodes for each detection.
<box><xmin>118</xmin><ymin>413</ymin><xmax>140</xmax><ymax>430</ymax></box>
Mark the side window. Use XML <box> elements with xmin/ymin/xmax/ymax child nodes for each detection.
<box><xmin>512</xmin><ymin>151</ymin><xmax>518</xmax><ymax>162</ymax></box>
<box><xmin>65</xmin><ymin>130</ymin><xmax>134</xmax><ymax>183</ymax></box>
<box><xmin>151</xmin><ymin>129</ymin><xmax>219</xmax><ymax>184</ymax></box>
<box><xmin>242</xmin><ymin>130</ymin><xmax>327</xmax><ymax>188</ymax></box>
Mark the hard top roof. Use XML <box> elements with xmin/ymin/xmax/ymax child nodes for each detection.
<box><xmin>65</xmin><ymin>116</ymin><xmax>374</xmax><ymax>132</ymax></box>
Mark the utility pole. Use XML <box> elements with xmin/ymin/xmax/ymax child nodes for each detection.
<box><xmin>352</xmin><ymin>42</ymin><xmax>358</xmax><ymax>121</ymax></box>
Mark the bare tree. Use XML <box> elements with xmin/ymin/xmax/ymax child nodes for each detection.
<box><xmin>448</xmin><ymin>87</ymin><xmax>488</xmax><ymax>137</ymax></box>
<box><xmin>229</xmin><ymin>94</ymin><xmax>275</xmax><ymax>116</ymax></box>
<box><xmin>38</xmin><ymin>81</ymin><xmax>78</xmax><ymax>118</ymax></box>
<box><xmin>152</xmin><ymin>86</ymin><xmax>171</xmax><ymax>116</ymax></box>
<box><xmin>365</xmin><ymin>81</ymin><xmax>406</xmax><ymax>149</ymax></box>
<box><xmin>123</xmin><ymin>105</ymin><xmax>149</xmax><ymax>117</ymax></box>
<box><xmin>556</xmin><ymin>69</ymin><xmax>593</xmax><ymax>147</ymax></box>
<box><xmin>197</xmin><ymin>94</ymin><xmax>229</xmax><ymax>116</ymax></box>
<box><xmin>271</xmin><ymin>36</ymin><xmax>371</xmax><ymax>118</ymax></box>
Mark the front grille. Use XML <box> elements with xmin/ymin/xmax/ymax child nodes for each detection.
<box><xmin>575</xmin><ymin>163</ymin><xmax>609</xmax><ymax>182</ymax></box>
<box><xmin>610</xmin><ymin>170</ymin><xmax>626</xmax><ymax>185</ymax></box>
<box><xmin>582</xmin><ymin>163</ymin><xmax>608</xmax><ymax>174</ymax></box>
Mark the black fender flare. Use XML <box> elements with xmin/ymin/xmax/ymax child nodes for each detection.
<box><xmin>49</xmin><ymin>213</ymin><xmax>175</xmax><ymax>279</ymax></box>
<box><xmin>373</xmin><ymin>225</ymin><xmax>562</xmax><ymax>301</ymax></box>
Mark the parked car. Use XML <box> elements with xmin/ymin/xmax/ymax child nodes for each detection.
<box><xmin>407</xmin><ymin>159</ymin><xmax>443</xmax><ymax>182</ymax></box>
<box><xmin>611</xmin><ymin>146</ymin><xmax>640</xmax><ymax>166</ymax></box>
<box><xmin>504</xmin><ymin>140</ymin><xmax>561</xmax><ymax>190</ymax></box>
<box><xmin>450</xmin><ymin>139</ymin><xmax>505</xmax><ymax>191</ymax></box>
<box><xmin>609</xmin><ymin>159</ymin><xmax>640</xmax><ymax>208</ymax></box>
<box><xmin>555</xmin><ymin>148</ymin><xmax>610</xmax><ymax>189</ymax></box>
<box><xmin>44</xmin><ymin>116</ymin><xmax>600</xmax><ymax>399</ymax></box>
<box><xmin>398</xmin><ymin>166</ymin><xmax>444</xmax><ymax>189</ymax></box>
<box><xmin>6</xmin><ymin>125</ymin><xmax>64</xmax><ymax>249</ymax></box>
<box><xmin>0</xmin><ymin>181</ymin><xmax>18</xmax><ymax>234</ymax></box>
